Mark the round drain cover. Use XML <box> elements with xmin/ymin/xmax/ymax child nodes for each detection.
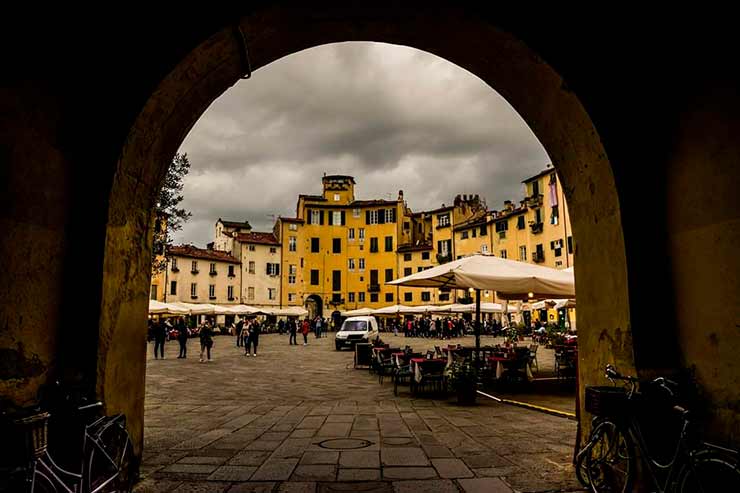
<box><xmin>382</xmin><ymin>437</ymin><xmax>413</xmax><ymax>445</ymax></box>
<box><xmin>317</xmin><ymin>438</ymin><xmax>373</xmax><ymax>450</ymax></box>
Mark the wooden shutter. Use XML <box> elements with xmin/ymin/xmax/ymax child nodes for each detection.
<box><xmin>378</xmin><ymin>210</ymin><xmax>385</xmax><ymax>224</ymax></box>
<box><xmin>341</xmin><ymin>210</ymin><xmax>346</xmax><ymax>225</ymax></box>
<box><xmin>328</xmin><ymin>211</ymin><xmax>334</xmax><ymax>225</ymax></box>
<box><xmin>307</xmin><ymin>210</ymin><xmax>312</xmax><ymax>225</ymax></box>
<box><xmin>366</xmin><ymin>210</ymin><xmax>370</xmax><ymax>224</ymax></box>
<box><xmin>391</xmin><ymin>208</ymin><xmax>396</xmax><ymax>223</ymax></box>
<box><xmin>319</xmin><ymin>210</ymin><xmax>324</xmax><ymax>225</ymax></box>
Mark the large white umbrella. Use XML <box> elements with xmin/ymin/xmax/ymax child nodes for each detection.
<box><xmin>168</xmin><ymin>302</ymin><xmax>216</xmax><ymax>315</ymax></box>
<box><xmin>225</xmin><ymin>304</ymin><xmax>265</xmax><ymax>315</ymax></box>
<box><xmin>444</xmin><ymin>302</ymin><xmax>516</xmax><ymax>314</ymax></box>
<box><xmin>387</xmin><ymin>254</ymin><xmax>575</xmax><ymax>299</ymax></box>
<box><xmin>371</xmin><ymin>304</ymin><xmax>417</xmax><ymax>315</ymax></box>
<box><xmin>341</xmin><ymin>307</ymin><xmax>375</xmax><ymax>317</ymax></box>
<box><xmin>149</xmin><ymin>300</ymin><xmax>189</xmax><ymax>315</ymax></box>
<box><xmin>265</xmin><ymin>306</ymin><xmax>309</xmax><ymax>317</ymax></box>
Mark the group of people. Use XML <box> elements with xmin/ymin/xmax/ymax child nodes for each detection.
<box><xmin>278</xmin><ymin>316</ymin><xmax>330</xmax><ymax>345</ymax></box>
<box><xmin>234</xmin><ymin>318</ymin><xmax>261</xmax><ymax>356</ymax></box>
<box><xmin>147</xmin><ymin>317</ymin><xmax>215</xmax><ymax>362</ymax></box>
<box><xmin>378</xmin><ymin>316</ymin><xmax>514</xmax><ymax>339</ymax></box>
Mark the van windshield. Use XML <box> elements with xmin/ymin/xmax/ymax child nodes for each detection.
<box><xmin>342</xmin><ymin>321</ymin><xmax>368</xmax><ymax>332</ymax></box>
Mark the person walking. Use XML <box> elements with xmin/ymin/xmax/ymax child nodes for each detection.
<box><xmin>153</xmin><ymin>319</ymin><xmax>166</xmax><ymax>359</ymax></box>
<box><xmin>248</xmin><ymin>319</ymin><xmax>261</xmax><ymax>356</ymax></box>
<box><xmin>289</xmin><ymin>318</ymin><xmax>298</xmax><ymax>345</ymax></box>
<box><xmin>199</xmin><ymin>321</ymin><xmax>214</xmax><ymax>362</ymax></box>
<box><xmin>243</xmin><ymin>320</ymin><xmax>251</xmax><ymax>356</ymax></box>
<box><xmin>301</xmin><ymin>318</ymin><xmax>310</xmax><ymax>345</ymax></box>
<box><xmin>315</xmin><ymin>316</ymin><xmax>322</xmax><ymax>339</ymax></box>
<box><xmin>176</xmin><ymin>317</ymin><xmax>189</xmax><ymax>358</ymax></box>
<box><xmin>235</xmin><ymin>317</ymin><xmax>244</xmax><ymax>347</ymax></box>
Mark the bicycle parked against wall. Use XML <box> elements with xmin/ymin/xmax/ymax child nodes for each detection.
<box><xmin>1</xmin><ymin>392</ymin><xmax>131</xmax><ymax>493</ymax></box>
<box><xmin>575</xmin><ymin>364</ymin><xmax>740</xmax><ymax>492</ymax></box>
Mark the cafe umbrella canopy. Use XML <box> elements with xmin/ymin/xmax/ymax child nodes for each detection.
<box><xmin>387</xmin><ymin>254</ymin><xmax>576</xmax><ymax>372</ymax></box>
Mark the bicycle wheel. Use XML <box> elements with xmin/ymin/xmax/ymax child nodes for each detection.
<box><xmin>675</xmin><ymin>448</ymin><xmax>740</xmax><ymax>493</ymax></box>
<box><xmin>84</xmin><ymin>416</ymin><xmax>132</xmax><ymax>492</ymax></box>
<box><xmin>574</xmin><ymin>439</ymin><xmax>594</xmax><ymax>488</ymax></box>
<box><xmin>586</xmin><ymin>420</ymin><xmax>635</xmax><ymax>493</ymax></box>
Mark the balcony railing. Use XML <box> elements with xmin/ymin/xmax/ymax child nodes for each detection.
<box><xmin>228</xmin><ymin>296</ymin><xmax>235</xmax><ymax>301</ymax></box>
<box><xmin>227</xmin><ymin>272</ymin><xmax>236</xmax><ymax>277</ymax></box>
<box><xmin>529</xmin><ymin>221</ymin><xmax>544</xmax><ymax>234</ymax></box>
<box><xmin>209</xmin><ymin>270</ymin><xmax>218</xmax><ymax>276</ymax></box>
<box><xmin>190</xmin><ymin>295</ymin><xmax>198</xmax><ymax>299</ymax></box>
<box><xmin>497</xmin><ymin>230</ymin><xmax>506</xmax><ymax>239</ymax></box>
<box><xmin>437</xmin><ymin>253</ymin><xmax>451</xmax><ymax>264</ymax></box>
<box><xmin>191</xmin><ymin>269</ymin><xmax>199</xmax><ymax>274</ymax></box>
<box><xmin>368</xmin><ymin>284</ymin><xmax>381</xmax><ymax>292</ymax></box>
<box><xmin>209</xmin><ymin>295</ymin><xmax>217</xmax><ymax>300</ymax></box>
<box><xmin>527</xmin><ymin>194</ymin><xmax>543</xmax><ymax>208</ymax></box>
<box><xmin>532</xmin><ymin>252</ymin><xmax>545</xmax><ymax>263</ymax></box>
<box><xmin>171</xmin><ymin>266</ymin><xmax>179</xmax><ymax>272</ymax></box>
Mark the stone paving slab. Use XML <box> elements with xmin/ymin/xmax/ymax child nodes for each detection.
<box><xmin>142</xmin><ymin>334</ymin><xmax>580</xmax><ymax>492</ymax></box>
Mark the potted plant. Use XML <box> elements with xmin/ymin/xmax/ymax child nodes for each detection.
<box><xmin>448</xmin><ymin>360</ymin><xmax>477</xmax><ymax>405</ymax></box>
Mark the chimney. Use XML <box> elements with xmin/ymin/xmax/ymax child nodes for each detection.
<box><xmin>398</xmin><ymin>189</ymin><xmax>404</xmax><ymax>200</ymax></box>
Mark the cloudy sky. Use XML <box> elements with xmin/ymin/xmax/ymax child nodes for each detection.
<box><xmin>175</xmin><ymin>42</ymin><xmax>549</xmax><ymax>246</ymax></box>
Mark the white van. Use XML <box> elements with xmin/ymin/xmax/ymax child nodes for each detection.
<box><xmin>335</xmin><ymin>316</ymin><xmax>379</xmax><ymax>350</ymax></box>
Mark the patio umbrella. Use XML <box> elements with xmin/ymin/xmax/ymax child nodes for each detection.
<box><xmin>168</xmin><ymin>302</ymin><xmax>216</xmax><ymax>315</ymax></box>
<box><xmin>370</xmin><ymin>304</ymin><xmax>417</xmax><ymax>315</ymax></box>
<box><xmin>265</xmin><ymin>306</ymin><xmax>309</xmax><ymax>317</ymax></box>
<box><xmin>388</xmin><ymin>254</ymin><xmax>575</xmax><ymax>374</ymax></box>
<box><xmin>341</xmin><ymin>307</ymin><xmax>375</xmax><ymax>317</ymax></box>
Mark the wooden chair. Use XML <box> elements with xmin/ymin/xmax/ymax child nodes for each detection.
<box><xmin>529</xmin><ymin>344</ymin><xmax>539</xmax><ymax>373</ymax></box>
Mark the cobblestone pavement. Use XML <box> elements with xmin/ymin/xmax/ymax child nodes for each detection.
<box><xmin>137</xmin><ymin>333</ymin><xmax>584</xmax><ymax>493</ymax></box>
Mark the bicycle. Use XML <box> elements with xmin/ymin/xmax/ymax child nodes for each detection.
<box><xmin>2</xmin><ymin>398</ymin><xmax>132</xmax><ymax>493</ymax></box>
<box><xmin>575</xmin><ymin>364</ymin><xmax>740</xmax><ymax>492</ymax></box>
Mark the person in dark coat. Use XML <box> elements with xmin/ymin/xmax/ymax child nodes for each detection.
<box><xmin>153</xmin><ymin>319</ymin><xmax>167</xmax><ymax>359</ymax></box>
<box><xmin>289</xmin><ymin>318</ymin><xmax>298</xmax><ymax>345</ymax></box>
<box><xmin>199</xmin><ymin>321</ymin><xmax>214</xmax><ymax>362</ymax></box>
<box><xmin>235</xmin><ymin>318</ymin><xmax>244</xmax><ymax>347</ymax></box>
<box><xmin>248</xmin><ymin>320</ymin><xmax>261</xmax><ymax>356</ymax></box>
<box><xmin>176</xmin><ymin>317</ymin><xmax>189</xmax><ymax>358</ymax></box>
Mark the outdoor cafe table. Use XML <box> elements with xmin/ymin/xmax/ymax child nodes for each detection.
<box><xmin>487</xmin><ymin>354</ymin><xmax>534</xmax><ymax>381</ymax></box>
<box><xmin>410</xmin><ymin>357</ymin><xmax>446</xmax><ymax>383</ymax></box>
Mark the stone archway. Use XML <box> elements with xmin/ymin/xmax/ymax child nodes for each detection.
<box><xmin>97</xmin><ymin>6</ymin><xmax>633</xmax><ymax>464</ymax></box>
<box><xmin>304</xmin><ymin>294</ymin><xmax>323</xmax><ymax>320</ymax></box>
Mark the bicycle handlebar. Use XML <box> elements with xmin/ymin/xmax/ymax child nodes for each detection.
<box><xmin>605</xmin><ymin>364</ymin><xmax>638</xmax><ymax>382</ymax></box>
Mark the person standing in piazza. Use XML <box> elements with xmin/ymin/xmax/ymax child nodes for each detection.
<box><xmin>199</xmin><ymin>320</ymin><xmax>214</xmax><ymax>362</ymax></box>
<box><xmin>301</xmin><ymin>318</ymin><xmax>310</xmax><ymax>345</ymax></box>
<box><xmin>176</xmin><ymin>317</ymin><xmax>189</xmax><ymax>358</ymax></box>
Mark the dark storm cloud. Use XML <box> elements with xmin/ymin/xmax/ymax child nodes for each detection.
<box><xmin>175</xmin><ymin>42</ymin><xmax>549</xmax><ymax>246</ymax></box>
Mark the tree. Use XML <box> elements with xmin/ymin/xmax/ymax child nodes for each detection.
<box><xmin>152</xmin><ymin>153</ymin><xmax>192</xmax><ymax>273</ymax></box>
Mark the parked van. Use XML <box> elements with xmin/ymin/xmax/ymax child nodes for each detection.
<box><xmin>335</xmin><ymin>316</ymin><xmax>379</xmax><ymax>350</ymax></box>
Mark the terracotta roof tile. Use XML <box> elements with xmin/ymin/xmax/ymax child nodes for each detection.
<box><xmin>236</xmin><ymin>232</ymin><xmax>280</xmax><ymax>246</ymax></box>
<box><xmin>168</xmin><ymin>245</ymin><xmax>240</xmax><ymax>264</ymax></box>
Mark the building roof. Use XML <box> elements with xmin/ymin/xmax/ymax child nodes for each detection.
<box><xmin>453</xmin><ymin>213</ymin><xmax>492</xmax><ymax>231</ymax></box>
<box><xmin>424</xmin><ymin>205</ymin><xmax>454</xmax><ymax>215</ymax></box>
<box><xmin>236</xmin><ymin>232</ymin><xmax>280</xmax><ymax>246</ymax></box>
<box><xmin>322</xmin><ymin>175</ymin><xmax>356</xmax><ymax>183</ymax></box>
<box><xmin>299</xmin><ymin>194</ymin><xmax>326</xmax><ymax>202</ymax></box>
<box><xmin>522</xmin><ymin>166</ymin><xmax>556</xmax><ymax>183</ymax></box>
<box><xmin>397</xmin><ymin>241</ymin><xmax>434</xmax><ymax>253</ymax></box>
<box><xmin>168</xmin><ymin>245</ymin><xmax>240</xmax><ymax>264</ymax></box>
<box><xmin>217</xmin><ymin>218</ymin><xmax>252</xmax><ymax>229</ymax></box>
<box><xmin>279</xmin><ymin>216</ymin><xmax>304</xmax><ymax>224</ymax></box>
<box><xmin>492</xmin><ymin>206</ymin><xmax>528</xmax><ymax>221</ymax></box>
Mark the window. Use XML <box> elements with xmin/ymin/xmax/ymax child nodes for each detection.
<box><xmin>519</xmin><ymin>246</ymin><xmax>527</xmax><ymax>262</ymax></box>
<box><xmin>209</xmin><ymin>263</ymin><xmax>216</xmax><ymax>274</ymax></box>
<box><xmin>422</xmin><ymin>251</ymin><xmax>430</xmax><ymax>260</ymax></box>
<box><xmin>348</xmin><ymin>292</ymin><xmax>355</xmax><ymax>302</ymax></box>
<box><xmin>348</xmin><ymin>228</ymin><xmax>355</xmax><ymax>241</ymax></box>
<box><xmin>332</xmin><ymin>270</ymin><xmax>341</xmax><ymax>291</ymax></box>
<box><xmin>403</xmin><ymin>253</ymin><xmax>411</xmax><ymax>261</ymax></box>
<box><xmin>472</xmin><ymin>228</ymin><xmax>477</xmax><ymax>238</ymax></box>
<box><xmin>359</xmin><ymin>228</ymin><xmax>365</xmax><ymax>242</ymax></box>
<box><xmin>480</xmin><ymin>225</ymin><xmax>487</xmax><ymax>236</ymax></box>
<box><xmin>404</xmin><ymin>221</ymin><xmax>410</xmax><ymax>230</ymax></box>
<box><xmin>332</xmin><ymin>211</ymin><xmax>342</xmax><ymax>225</ymax></box>
<box><xmin>550</xmin><ymin>205</ymin><xmax>559</xmax><ymax>225</ymax></box>
<box><xmin>268</xmin><ymin>288</ymin><xmax>276</xmax><ymax>300</ymax></box>
<box><xmin>385</xmin><ymin>293</ymin><xmax>394</xmax><ymax>302</ymax></box>
<box><xmin>384</xmin><ymin>236</ymin><xmax>393</xmax><ymax>252</ymax></box>
<box><xmin>567</xmin><ymin>236</ymin><xmax>573</xmax><ymax>254</ymax></box>
<box><xmin>191</xmin><ymin>260</ymin><xmax>198</xmax><ymax>273</ymax></box>
<box><xmin>248</xmin><ymin>261</ymin><xmax>255</xmax><ymax>274</ymax></box>
<box><xmin>358</xmin><ymin>292</ymin><xmax>365</xmax><ymax>302</ymax></box>
<box><xmin>367</xmin><ymin>210</ymin><xmax>379</xmax><ymax>224</ymax></box>
<box><xmin>311</xmin><ymin>210</ymin><xmax>321</xmax><ymax>224</ymax></box>
<box><xmin>359</xmin><ymin>258</ymin><xmax>365</xmax><ymax>271</ymax></box>
<box><xmin>228</xmin><ymin>265</ymin><xmax>235</xmax><ymax>277</ymax></box>
<box><xmin>535</xmin><ymin>208</ymin><xmax>543</xmax><ymax>224</ymax></box>
<box><xmin>248</xmin><ymin>287</ymin><xmax>255</xmax><ymax>300</ymax></box>
<box><xmin>370</xmin><ymin>237</ymin><xmax>378</xmax><ymax>253</ymax></box>
<box><xmin>248</xmin><ymin>244</ymin><xmax>256</xmax><ymax>251</ymax></box>
<box><xmin>150</xmin><ymin>284</ymin><xmax>157</xmax><ymax>300</ymax></box>
<box><xmin>311</xmin><ymin>238</ymin><xmax>320</xmax><ymax>253</ymax></box>
<box><xmin>404</xmin><ymin>292</ymin><xmax>412</xmax><ymax>302</ymax></box>
<box><xmin>551</xmin><ymin>239</ymin><xmax>563</xmax><ymax>257</ymax></box>
<box><xmin>421</xmin><ymin>292</ymin><xmax>431</xmax><ymax>302</ymax></box>
<box><xmin>439</xmin><ymin>293</ymin><xmax>450</xmax><ymax>302</ymax></box>
<box><xmin>353</xmin><ymin>208</ymin><xmax>360</xmax><ymax>218</ymax></box>
<box><xmin>191</xmin><ymin>283</ymin><xmax>197</xmax><ymax>298</ymax></box>
<box><xmin>334</xmin><ymin>193</ymin><xmax>340</xmax><ymax>201</ymax></box>
<box><xmin>437</xmin><ymin>239</ymin><xmax>451</xmax><ymax>256</ymax></box>
<box><xmin>532</xmin><ymin>179</ymin><xmax>540</xmax><ymax>197</ymax></box>
<box><xmin>289</xmin><ymin>236</ymin><xmax>297</xmax><ymax>252</ymax></box>
<box><xmin>404</xmin><ymin>267</ymin><xmax>412</xmax><ymax>276</ymax></box>
<box><xmin>481</xmin><ymin>244</ymin><xmax>488</xmax><ymax>254</ymax></box>
<box><xmin>171</xmin><ymin>257</ymin><xmax>178</xmax><ymax>271</ymax></box>
<box><xmin>437</xmin><ymin>213</ymin><xmax>450</xmax><ymax>227</ymax></box>
<box><xmin>310</xmin><ymin>269</ymin><xmax>319</xmax><ymax>285</ymax></box>
<box><xmin>536</xmin><ymin>243</ymin><xmax>545</xmax><ymax>261</ymax></box>
<box><xmin>300</xmin><ymin>258</ymin><xmax>304</xmax><ymax>268</ymax></box>
<box><xmin>333</xmin><ymin>238</ymin><xmax>341</xmax><ymax>254</ymax></box>
<box><xmin>288</xmin><ymin>293</ymin><xmax>296</xmax><ymax>302</ymax></box>
<box><xmin>370</xmin><ymin>293</ymin><xmax>378</xmax><ymax>302</ymax></box>
<box><xmin>170</xmin><ymin>281</ymin><xmax>177</xmax><ymax>295</ymax></box>
<box><xmin>500</xmin><ymin>250</ymin><xmax>507</xmax><ymax>259</ymax></box>
<box><xmin>495</xmin><ymin>221</ymin><xmax>508</xmax><ymax>232</ymax></box>
<box><xmin>267</xmin><ymin>263</ymin><xmax>280</xmax><ymax>276</ymax></box>
<box><xmin>385</xmin><ymin>268</ymin><xmax>394</xmax><ymax>282</ymax></box>
<box><xmin>289</xmin><ymin>264</ymin><xmax>297</xmax><ymax>284</ymax></box>
<box><xmin>417</xmin><ymin>267</ymin><xmax>424</xmax><ymax>272</ymax></box>
<box><xmin>289</xmin><ymin>223</ymin><xmax>298</xmax><ymax>231</ymax></box>
<box><xmin>461</xmin><ymin>231</ymin><xmax>469</xmax><ymax>240</ymax></box>
<box><xmin>209</xmin><ymin>284</ymin><xmax>215</xmax><ymax>299</ymax></box>
<box><xmin>385</xmin><ymin>209</ymin><xmax>395</xmax><ymax>223</ymax></box>
<box><xmin>227</xmin><ymin>285</ymin><xmax>234</xmax><ymax>300</ymax></box>
<box><xmin>348</xmin><ymin>258</ymin><xmax>355</xmax><ymax>271</ymax></box>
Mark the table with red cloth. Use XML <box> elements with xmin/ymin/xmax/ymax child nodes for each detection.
<box><xmin>410</xmin><ymin>357</ymin><xmax>446</xmax><ymax>383</ymax></box>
